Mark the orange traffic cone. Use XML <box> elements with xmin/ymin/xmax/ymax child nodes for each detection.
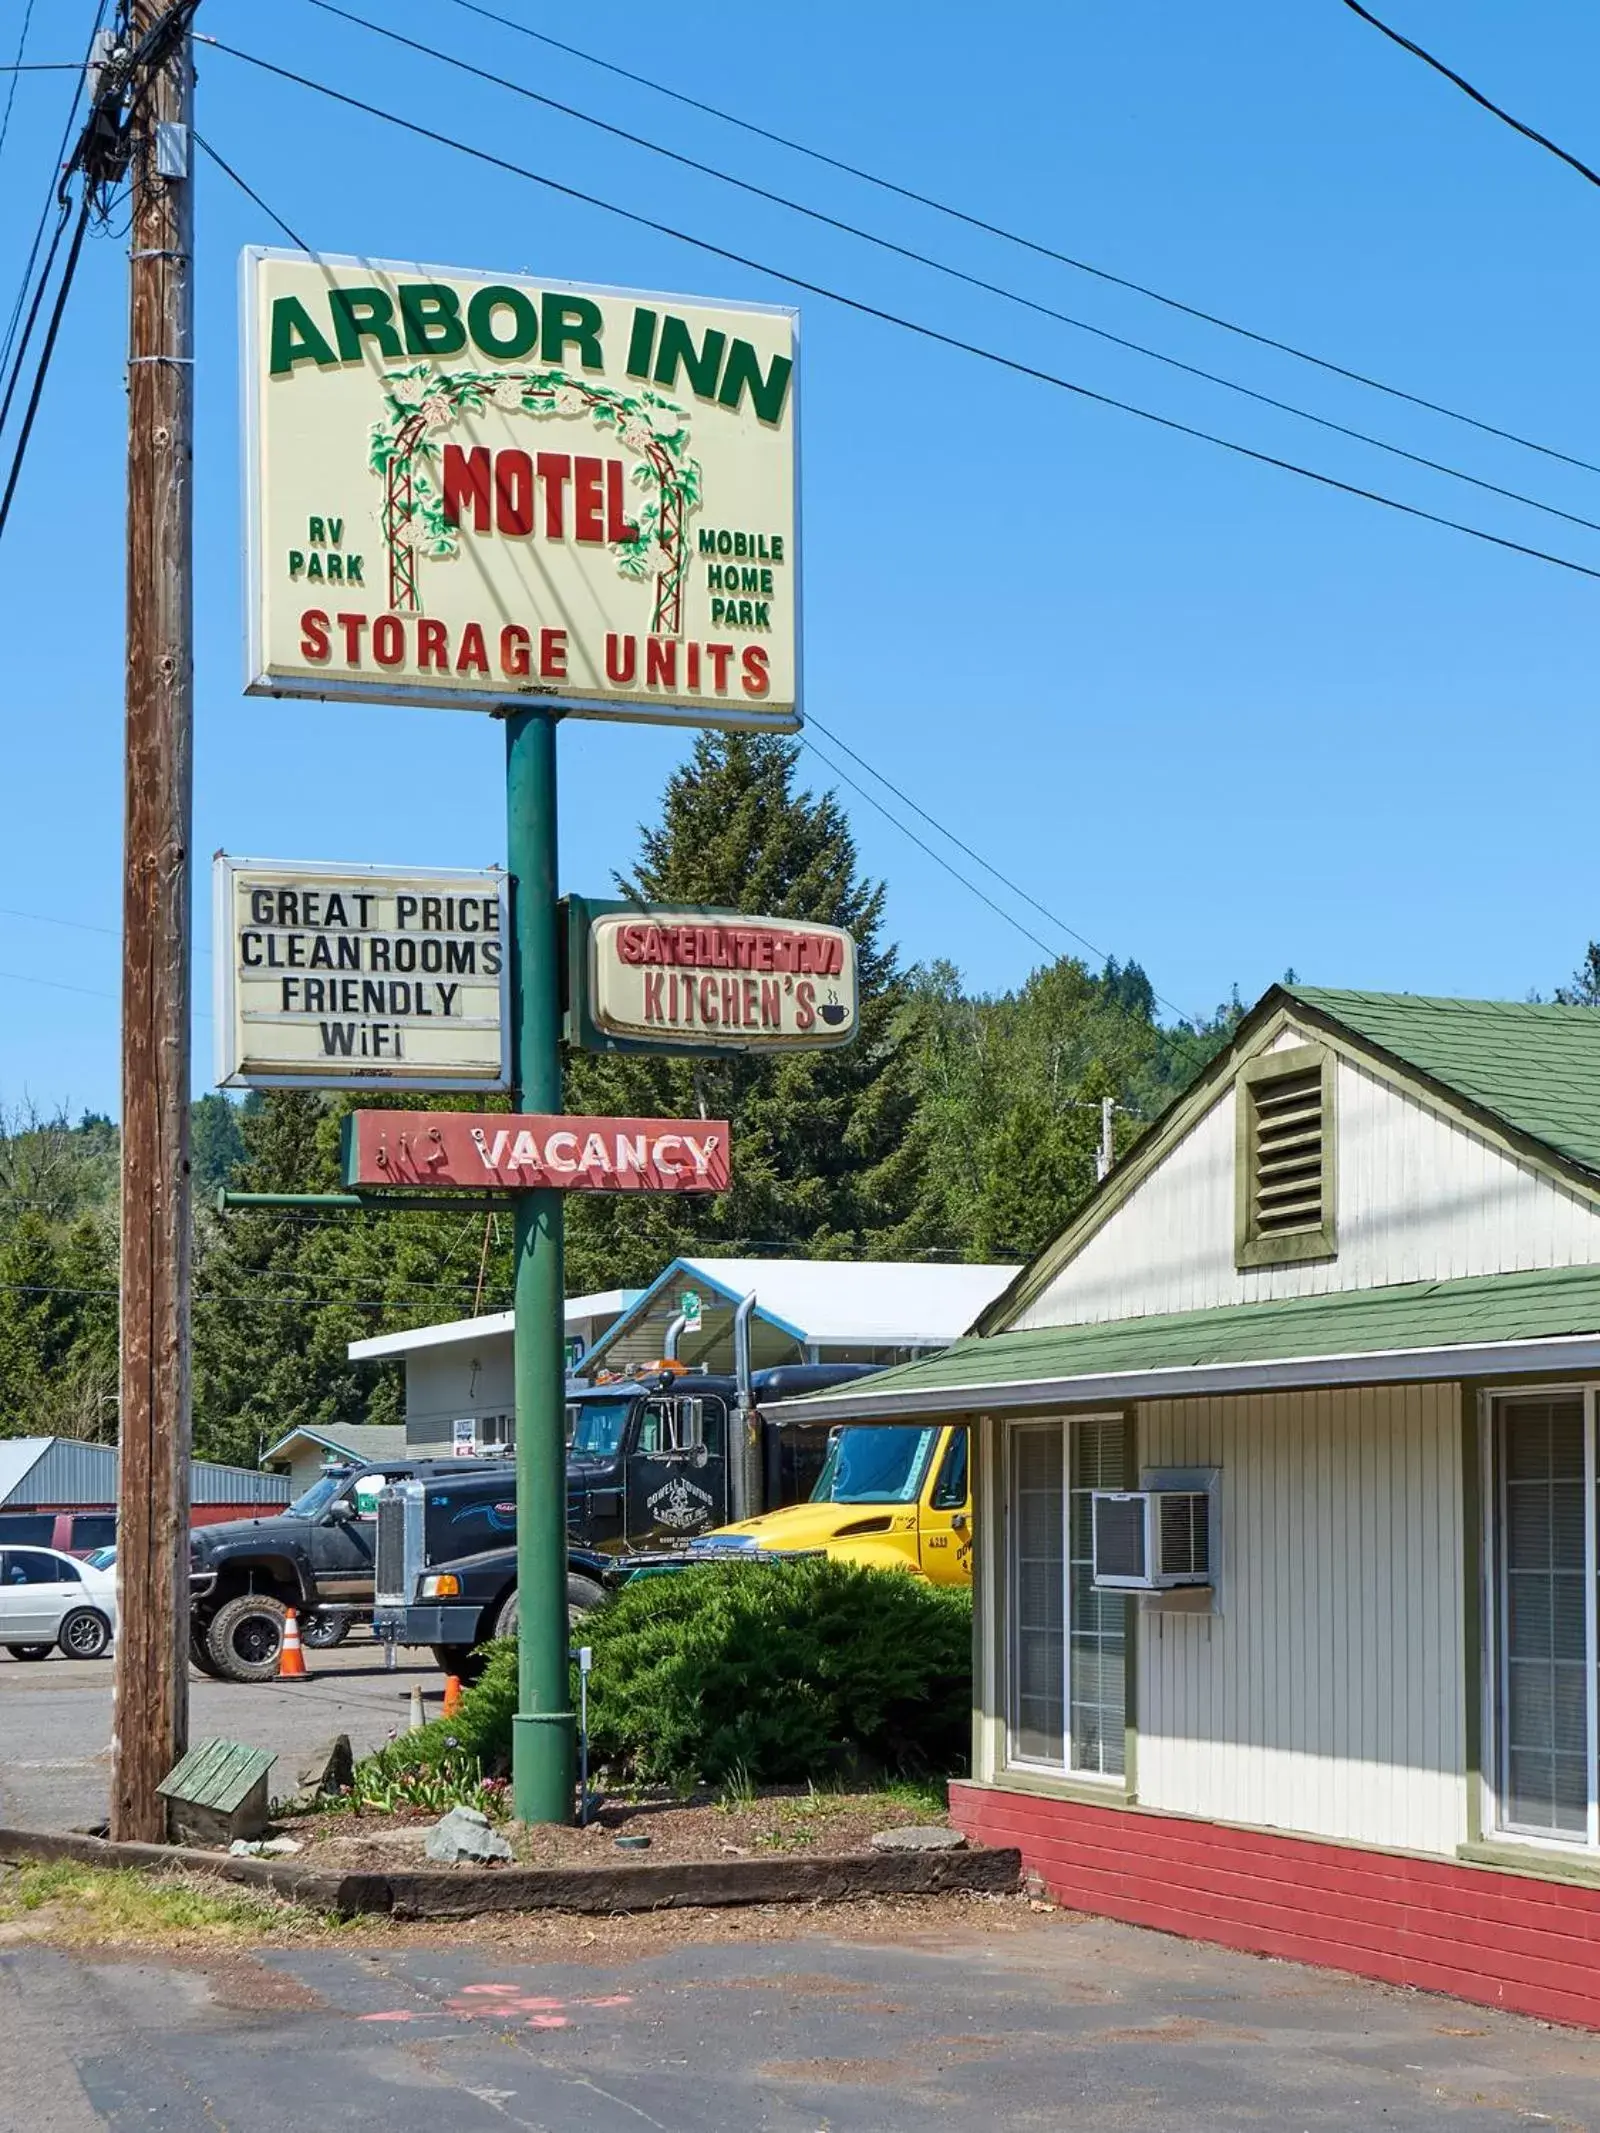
<box><xmin>278</xmin><ymin>1607</ymin><xmax>309</xmax><ymax>1679</ymax></box>
<box><xmin>442</xmin><ymin>1674</ymin><xmax>463</xmax><ymax>1718</ymax></box>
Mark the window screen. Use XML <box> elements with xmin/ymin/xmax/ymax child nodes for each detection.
<box><xmin>1498</xmin><ymin>1396</ymin><xmax>1590</xmax><ymax>1838</ymax></box>
<box><xmin>1069</xmin><ymin>1418</ymin><xmax>1127</xmax><ymax>1778</ymax></box>
<box><xmin>1008</xmin><ymin>1425</ymin><xmax>1064</xmax><ymax>1765</ymax></box>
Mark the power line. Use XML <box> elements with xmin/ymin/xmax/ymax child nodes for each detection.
<box><xmin>300</xmin><ymin>0</ymin><xmax>1600</xmax><ymax>543</ymax></box>
<box><xmin>798</xmin><ymin>734</ymin><xmax>1059</xmax><ymax>968</ymax></box>
<box><xmin>0</xmin><ymin>1279</ymin><xmax>516</xmax><ymax>1308</ymax></box>
<box><xmin>0</xmin><ymin>195</ymin><xmax>93</xmax><ymax>543</ymax></box>
<box><xmin>1339</xmin><ymin>0</ymin><xmax>1600</xmax><ymax>192</ymax></box>
<box><xmin>203</xmin><ymin>39</ymin><xmax>1600</xmax><ymax>589</ymax></box>
<box><xmin>442</xmin><ymin>0</ymin><xmax>1600</xmax><ymax>484</ymax></box>
<box><xmin>0</xmin><ymin>2</ymin><xmax>42</xmax><ymax>175</ymax></box>
<box><xmin>0</xmin><ymin>3</ymin><xmax>107</xmax><ymax>383</ymax></box>
<box><xmin>0</xmin><ymin>901</ymin><xmax>213</xmax><ymax>954</ymax></box>
<box><xmin>193</xmin><ymin>129</ymin><xmax>310</xmax><ymax>250</ymax></box>
<box><xmin>804</xmin><ymin>714</ymin><xmax>1197</xmax><ymax>1023</ymax></box>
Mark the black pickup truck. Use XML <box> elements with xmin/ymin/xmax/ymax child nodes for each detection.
<box><xmin>374</xmin><ymin>1363</ymin><xmax>877</xmax><ymax>1672</ymax></box>
<box><xmin>188</xmin><ymin>1456</ymin><xmax>504</xmax><ymax>1682</ymax></box>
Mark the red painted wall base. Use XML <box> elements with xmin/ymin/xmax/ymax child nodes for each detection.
<box><xmin>950</xmin><ymin>1781</ymin><xmax>1600</xmax><ymax>2032</ymax></box>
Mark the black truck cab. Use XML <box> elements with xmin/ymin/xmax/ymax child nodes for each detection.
<box><xmin>375</xmin><ymin>1363</ymin><xmax>880</xmax><ymax>1670</ymax></box>
<box><xmin>563</xmin><ymin>1365</ymin><xmax>861</xmax><ymax>1550</ymax></box>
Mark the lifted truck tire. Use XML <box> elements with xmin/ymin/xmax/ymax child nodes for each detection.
<box><xmin>5</xmin><ymin>1644</ymin><xmax>52</xmax><ymax>1661</ymax></box>
<box><xmin>205</xmin><ymin>1593</ymin><xmax>289</xmax><ymax>1683</ymax></box>
<box><xmin>189</xmin><ymin>1631</ymin><xmax>226</xmax><ymax>1679</ymax></box>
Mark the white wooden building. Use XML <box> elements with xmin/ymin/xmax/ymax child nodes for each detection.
<box><xmin>779</xmin><ymin>986</ymin><xmax>1600</xmax><ymax>2030</ymax></box>
<box><xmin>344</xmin><ymin>1260</ymin><xmax>1015</xmax><ymax>1457</ymax></box>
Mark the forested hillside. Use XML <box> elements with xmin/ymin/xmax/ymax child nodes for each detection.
<box><xmin>0</xmin><ymin>735</ymin><xmax>1243</xmax><ymax>1461</ymax></box>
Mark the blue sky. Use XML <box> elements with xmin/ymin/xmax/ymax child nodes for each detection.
<box><xmin>2</xmin><ymin>0</ymin><xmax>1599</xmax><ymax>1116</ymax></box>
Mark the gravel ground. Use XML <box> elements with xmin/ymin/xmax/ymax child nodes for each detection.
<box><xmin>297</xmin><ymin>1783</ymin><xmax>952</xmax><ymax>1869</ymax></box>
<box><xmin>0</xmin><ymin>1637</ymin><xmax>442</xmax><ymax>1832</ymax></box>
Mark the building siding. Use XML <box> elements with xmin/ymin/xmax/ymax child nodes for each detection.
<box><xmin>2</xmin><ymin>1439</ymin><xmax>289</xmax><ymax>1508</ymax></box>
<box><xmin>1136</xmin><ymin>1383</ymin><xmax>1466</xmax><ymax>1856</ymax></box>
<box><xmin>949</xmin><ymin>1786</ymin><xmax>1600</xmax><ymax>2033</ymax></box>
<box><xmin>1015</xmin><ymin>1045</ymin><xmax>1600</xmax><ymax>1330</ymax></box>
<box><xmin>404</xmin><ymin>1343</ymin><xmax>516</xmax><ymax>1450</ymax></box>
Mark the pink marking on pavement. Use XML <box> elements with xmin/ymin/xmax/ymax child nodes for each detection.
<box><xmin>358</xmin><ymin>2012</ymin><xmax>416</xmax><ymax>2023</ymax></box>
<box><xmin>526</xmin><ymin>2015</ymin><xmax>569</xmax><ymax>2030</ymax></box>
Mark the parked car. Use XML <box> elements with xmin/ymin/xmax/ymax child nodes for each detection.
<box><xmin>0</xmin><ymin>1510</ymin><xmax>118</xmax><ymax>1558</ymax></box>
<box><xmin>0</xmin><ymin>1545</ymin><xmax>117</xmax><ymax>1659</ymax></box>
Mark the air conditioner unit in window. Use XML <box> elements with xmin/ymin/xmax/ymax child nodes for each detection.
<box><xmin>1091</xmin><ymin>1489</ymin><xmax>1212</xmax><ymax>1591</ymax></box>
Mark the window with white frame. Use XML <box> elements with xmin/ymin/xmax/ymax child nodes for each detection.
<box><xmin>1005</xmin><ymin>1416</ymin><xmax>1128</xmax><ymax>1779</ymax></box>
<box><xmin>477</xmin><ymin>1412</ymin><xmax>514</xmax><ymax>1451</ymax></box>
<box><xmin>1490</xmin><ymin>1392</ymin><xmax>1598</xmax><ymax>1848</ymax></box>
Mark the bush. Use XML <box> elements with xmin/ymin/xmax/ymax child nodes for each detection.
<box><xmin>355</xmin><ymin>1639</ymin><xmax>519</xmax><ymax>1788</ymax></box>
<box><xmin>362</xmin><ymin>1562</ymin><xmax>973</xmax><ymax>1792</ymax></box>
<box><xmin>583</xmin><ymin>1560</ymin><xmax>973</xmax><ymax>1787</ymax></box>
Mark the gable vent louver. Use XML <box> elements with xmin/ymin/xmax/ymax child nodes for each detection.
<box><xmin>1251</xmin><ymin>1065</ymin><xmax>1324</xmax><ymax>1234</ymax></box>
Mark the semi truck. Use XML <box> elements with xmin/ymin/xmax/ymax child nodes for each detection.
<box><xmin>373</xmin><ymin>1360</ymin><xmax>880</xmax><ymax>1671</ymax></box>
<box><xmin>375</xmin><ymin>1407</ymin><xmax>973</xmax><ymax>1674</ymax></box>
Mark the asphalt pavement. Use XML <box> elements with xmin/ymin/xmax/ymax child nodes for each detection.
<box><xmin>0</xmin><ymin>1638</ymin><xmax>441</xmax><ymax>1831</ymax></box>
<box><xmin>4</xmin><ymin>1907</ymin><xmax>1600</xmax><ymax>2131</ymax></box>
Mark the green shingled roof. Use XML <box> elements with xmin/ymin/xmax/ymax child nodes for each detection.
<box><xmin>1288</xmin><ymin>988</ymin><xmax>1600</xmax><ymax>1176</ymax></box>
<box><xmin>777</xmin><ymin>1262</ymin><xmax>1600</xmax><ymax>1417</ymax></box>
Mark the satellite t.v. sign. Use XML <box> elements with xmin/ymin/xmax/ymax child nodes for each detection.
<box><xmin>243</xmin><ymin>250</ymin><xmax>799</xmax><ymax>730</ymax></box>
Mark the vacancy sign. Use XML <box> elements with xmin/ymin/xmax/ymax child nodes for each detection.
<box><xmin>581</xmin><ymin>909</ymin><xmax>858</xmax><ymax>1052</ymax></box>
<box><xmin>343</xmin><ymin>1111</ymin><xmax>730</xmax><ymax>1193</ymax></box>
<box><xmin>215</xmin><ymin>856</ymin><xmax>509</xmax><ymax>1092</ymax></box>
<box><xmin>244</xmin><ymin>250</ymin><xmax>799</xmax><ymax>730</ymax></box>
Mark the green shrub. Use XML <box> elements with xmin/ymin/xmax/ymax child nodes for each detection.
<box><xmin>362</xmin><ymin>1563</ymin><xmax>972</xmax><ymax>1792</ymax></box>
<box><xmin>354</xmin><ymin>1639</ymin><xmax>519</xmax><ymax>1788</ymax></box>
<box><xmin>584</xmin><ymin>1561</ymin><xmax>971</xmax><ymax>1786</ymax></box>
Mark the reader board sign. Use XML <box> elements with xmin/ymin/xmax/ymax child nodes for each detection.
<box><xmin>569</xmin><ymin>900</ymin><xmax>857</xmax><ymax>1053</ymax></box>
<box><xmin>244</xmin><ymin>250</ymin><xmax>799</xmax><ymax>731</ymax></box>
<box><xmin>215</xmin><ymin>856</ymin><xmax>509</xmax><ymax>1092</ymax></box>
<box><xmin>342</xmin><ymin>1111</ymin><xmax>731</xmax><ymax>1193</ymax></box>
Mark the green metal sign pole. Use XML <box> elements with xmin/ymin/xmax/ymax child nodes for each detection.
<box><xmin>504</xmin><ymin>706</ymin><xmax>576</xmax><ymax>1824</ymax></box>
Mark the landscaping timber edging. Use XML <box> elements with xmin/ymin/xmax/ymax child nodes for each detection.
<box><xmin>0</xmin><ymin>1824</ymin><xmax>1021</xmax><ymax>1921</ymax></box>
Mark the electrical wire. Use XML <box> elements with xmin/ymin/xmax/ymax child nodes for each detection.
<box><xmin>193</xmin><ymin>129</ymin><xmax>310</xmax><ymax>250</ymax></box>
<box><xmin>300</xmin><ymin>0</ymin><xmax>1600</xmax><ymax>542</ymax></box>
<box><xmin>0</xmin><ymin>2</ymin><xmax>106</xmax><ymax>382</ymax></box>
<box><xmin>804</xmin><ymin>713</ymin><xmax>1197</xmax><ymax>1022</ymax></box>
<box><xmin>442</xmin><ymin>0</ymin><xmax>1600</xmax><ymax>484</ymax></box>
<box><xmin>0</xmin><ymin>196</ymin><xmax>71</xmax><ymax>442</ymax></box>
<box><xmin>0</xmin><ymin>191</ymin><xmax>92</xmax><ymax>544</ymax></box>
<box><xmin>798</xmin><ymin>734</ymin><xmax>1059</xmax><ymax>968</ymax></box>
<box><xmin>204</xmin><ymin>38</ymin><xmax>1600</xmax><ymax>589</ymax></box>
<box><xmin>0</xmin><ymin>963</ymin><xmax>110</xmax><ymax>1002</ymax></box>
<box><xmin>0</xmin><ymin>1</ymin><xmax>202</xmax><ymax>550</ymax></box>
<box><xmin>0</xmin><ymin>1279</ymin><xmax>517</xmax><ymax>1308</ymax></box>
<box><xmin>0</xmin><ymin>1</ymin><xmax>41</xmax><ymax>173</ymax></box>
<box><xmin>1339</xmin><ymin>0</ymin><xmax>1600</xmax><ymax>192</ymax></box>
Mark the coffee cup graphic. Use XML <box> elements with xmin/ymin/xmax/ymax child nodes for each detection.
<box><xmin>818</xmin><ymin>990</ymin><xmax>849</xmax><ymax>1027</ymax></box>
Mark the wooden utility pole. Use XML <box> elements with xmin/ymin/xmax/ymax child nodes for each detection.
<box><xmin>112</xmin><ymin>0</ymin><xmax>196</xmax><ymax>1843</ymax></box>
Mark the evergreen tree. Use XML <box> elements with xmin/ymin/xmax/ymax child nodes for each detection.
<box><xmin>190</xmin><ymin>1091</ymin><xmax>517</xmax><ymax>1462</ymax></box>
<box><xmin>563</xmin><ymin>733</ymin><xmax>942</xmax><ymax>1288</ymax></box>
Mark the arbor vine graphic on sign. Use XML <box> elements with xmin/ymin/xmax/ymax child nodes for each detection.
<box><xmin>368</xmin><ymin>365</ymin><xmax>703</xmax><ymax>633</ymax></box>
